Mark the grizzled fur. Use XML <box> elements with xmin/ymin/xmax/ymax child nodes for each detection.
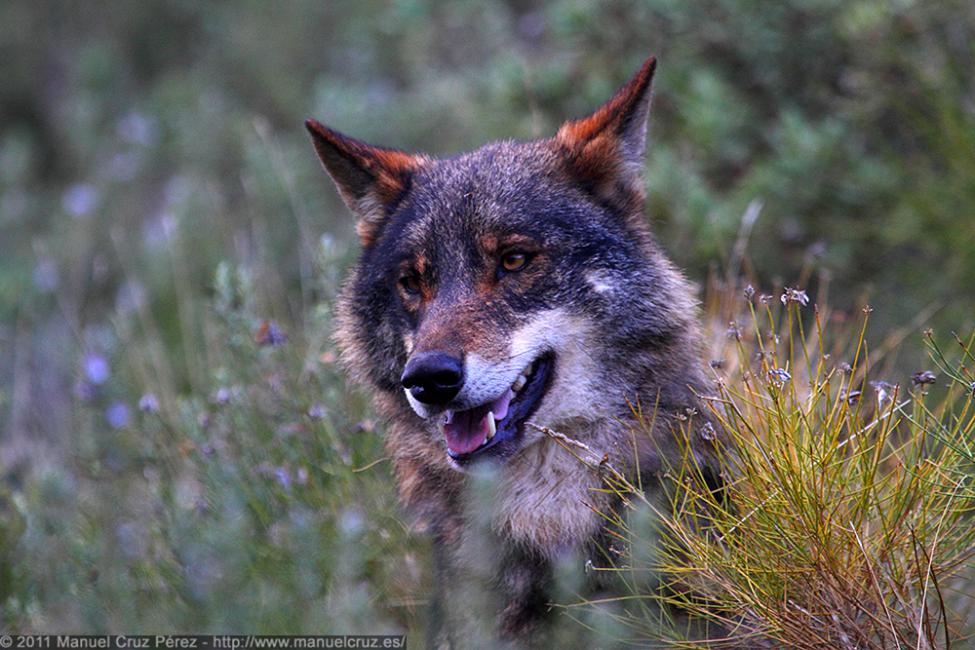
<box><xmin>306</xmin><ymin>56</ymin><xmax>722</xmax><ymax>647</ymax></box>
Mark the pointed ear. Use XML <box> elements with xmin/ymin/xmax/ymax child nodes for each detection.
<box><xmin>305</xmin><ymin>118</ymin><xmax>427</xmax><ymax>246</ymax></box>
<box><xmin>553</xmin><ymin>56</ymin><xmax>657</xmax><ymax>212</ymax></box>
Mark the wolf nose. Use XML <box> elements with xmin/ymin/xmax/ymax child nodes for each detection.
<box><xmin>401</xmin><ymin>352</ymin><xmax>464</xmax><ymax>405</ymax></box>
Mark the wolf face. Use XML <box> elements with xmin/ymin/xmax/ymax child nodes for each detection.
<box><xmin>308</xmin><ymin>57</ymin><xmax>707</xmax><ymax>471</ymax></box>
<box><xmin>307</xmin><ymin>55</ymin><xmax>719</xmax><ymax>643</ymax></box>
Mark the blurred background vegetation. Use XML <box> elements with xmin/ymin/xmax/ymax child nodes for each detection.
<box><xmin>1</xmin><ymin>0</ymin><xmax>973</xmax><ymax>640</ymax></box>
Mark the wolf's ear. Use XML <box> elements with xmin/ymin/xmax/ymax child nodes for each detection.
<box><xmin>305</xmin><ymin>119</ymin><xmax>427</xmax><ymax>246</ymax></box>
<box><xmin>553</xmin><ymin>55</ymin><xmax>657</xmax><ymax>212</ymax></box>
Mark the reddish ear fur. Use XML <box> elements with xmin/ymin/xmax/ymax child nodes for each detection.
<box><xmin>554</xmin><ymin>55</ymin><xmax>657</xmax><ymax>213</ymax></box>
<box><xmin>305</xmin><ymin>118</ymin><xmax>427</xmax><ymax>246</ymax></box>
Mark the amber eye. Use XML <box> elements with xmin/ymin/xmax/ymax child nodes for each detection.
<box><xmin>500</xmin><ymin>251</ymin><xmax>529</xmax><ymax>273</ymax></box>
<box><xmin>399</xmin><ymin>274</ymin><xmax>421</xmax><ymax>296</ymax></box>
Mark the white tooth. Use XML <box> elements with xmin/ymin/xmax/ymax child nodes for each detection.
<box><xmin>444</xmin><ymin>410</ymin><xmax>453</xmax><ymax>425</ymax></box>
<box><xmin>486</xmin><ymin>412</ymin><xmax>496</xmax><ymax>439</ymax></box>
<box><xmin>512</xmin><ymin>375</ymin><xmax>527</xmax><ymax>392</ymax></box>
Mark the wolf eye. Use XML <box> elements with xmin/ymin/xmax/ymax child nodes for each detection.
<box><xmin>399</xmin><ymin>274</ymin><xmax>421</xmax><ymax>296</ymax></box>
<box><xmin>500</xmin><ymin>251</ymin><xmax>530</xmax><ymax>273</ymax></box>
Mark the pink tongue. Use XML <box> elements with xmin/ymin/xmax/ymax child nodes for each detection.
<box><xmin>443</xmin><ymin>404</ymin><xmax>491</xmax><ymax>454</ymax></box>
<box><xmin>443</xmin><ymin>390</ymin><xmax>515</xmax><ymax>455</ymax></box>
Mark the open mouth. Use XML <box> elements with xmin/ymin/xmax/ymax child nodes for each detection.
<box><xmin>442</xmin><ymin>352</ymin><xmax>555</xmax><ymax>463</ymax></box>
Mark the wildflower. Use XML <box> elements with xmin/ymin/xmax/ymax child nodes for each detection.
<box><xmin>74</xmin><ymin>379</ymin><xmax>96</xmax><ymax>402</ymax></box>
<box><xmin>106</xmin><ymin>402</ymin><xmax>130</xmax><ymax>429</ymax></box>
<box><xmin>115</xmin><ymin>523</ymin><xmax>144</xmax><ymax>560</ymax></box>
<box><xmin>117</xmin><ymin>112</ymin><xmax>158</xmax><ymax>147</ymax></box>
<box><xmin>274</xmin><ymin>467</ymin><xmax>292</xmax><ymax>490</ymax></box>
<box><xmin>744</xmin><ymin>284</ymin><xmax>755</xmax><ymax>301</ymax></box>
<box><xmin>780</xmin><ymin>287</ymin><xmax>809</xmax><ymax>307</ymax></box>
<box><xmin>296</xmin><ymin>467</ymin><xmax>309</xmax><ymax>485</ymax></box>
<box><xmin>307</xmin><ymin>404</ymin><xmax>327</xmax><ymax>420</ymax></box>
<box><xmin>197</xmin><ymin>411</ymin><xmax>212</xmax><ymax>430</ymax></box>
<box><xmin>808</xmin><ymin>240</ymin><xmax>827</xmax><ymax>259</ymax></box>
<box><xmin>910</xmin><ymin>371</ymin><xmax>937</xmax><ymax>387</ymax></box>
<box><xmin>768</xmin><ymin>368</ymin><xmax>792</xmax><ymax>385</ymax></box>
<box><xmin>138</xmin><ymin>393</ymin><xmax>159</xmax><ymax>413</ymax></box>
<box><xmin>339</xmin><ymin>509</ymin><xmax>364</xmax><ymax>536</ymax></box>
<box><xmin>255</xmin><ymin>320</ymin><xmax>288</xmax><ymax>346</ymax></box>
<box><xmin>62</xmin><ymin>183</ymin><xmax>100</xmax><ymax>218</ymax></box>
<box><xmin>33</xmin><ymin>258</ymin><xmax>59</xmax><ymax>293</ymax></box>
<box><xmin>83</xmin><ymin>354</ymin><xmax>111</xmax><ymax>385</ymax></box>
<box><xmin>214</xmin><ymin>387</ymin><xmax>232</xmax><ymax>405</ymax></box>
<box><xmin>709</xmin><ymin>359</ymin><xmax>725</xmax><ymax>369</ymax></box>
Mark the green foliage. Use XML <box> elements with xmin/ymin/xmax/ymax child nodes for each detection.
<box><xmin>5</xmin><ymin>242</ymin><xmax>431</xmax><ymax>633</ymax></box>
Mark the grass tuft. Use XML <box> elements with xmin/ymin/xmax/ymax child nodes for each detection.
<box><xmin>570</xmin><ymin>282</ymin><xmax>975</xmax><ymax>648</ymax></box>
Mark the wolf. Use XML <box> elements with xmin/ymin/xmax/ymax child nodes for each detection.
<box><xmin>306</xmin><ymin>55</ymin><xmax>722</xmax><ymax>647</ymax></box>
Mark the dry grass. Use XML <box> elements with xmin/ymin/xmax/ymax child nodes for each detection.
<box><xmin>548</xmin><ymin>280</ymin><xmax>975</xmax><ymax>648</ymax></box>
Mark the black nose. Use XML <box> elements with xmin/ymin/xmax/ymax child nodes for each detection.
<box><xmin>401</xmin><ymin>352</ymin><xmax>464</xmax><ymax>405</ymax></box>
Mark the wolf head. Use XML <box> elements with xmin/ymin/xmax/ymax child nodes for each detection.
<box><xmin>308</xmin><ymin>56</ymin><xmax>708</xmax><ymax>470</ymax></box>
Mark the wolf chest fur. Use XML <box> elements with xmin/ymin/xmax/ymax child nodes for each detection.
<box><xmin>306</xmin><ymin>55</ymin><xmax>721</xmax><ymax>646</ymax></box>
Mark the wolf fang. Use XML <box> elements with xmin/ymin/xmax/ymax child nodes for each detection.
<box><xmin>306</xmin><ymin>54</ymin><xmax>722</xmax><ymax>645</ymax></box>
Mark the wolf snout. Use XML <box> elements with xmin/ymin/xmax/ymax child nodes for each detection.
<box><xmin>401</xmin><ymin>351</ymin><xmax>465</xmax><ymax>405</ymax></box>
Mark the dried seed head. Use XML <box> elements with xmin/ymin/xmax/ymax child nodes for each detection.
<box><xmin>744</xmin><ymin>284</ymin><xmax>755</xmax><ymax>300</ymax></box>
<box><xmin>911</xmin><ymin>370</ymin><xmax>937</xmax><ymax>387</ymax></box>
<box><xmin>869</xmin><ymin>380</ymin><xmax>898</xmax><ymax>407</ymax></box>
<box><xmin>699</xmin><ymin>421</ymin><xmax>716</xmax><ymax>441</ymax></box>
<box><xmin>726</xmin><ymin>321</ymin><xmax>742</xmax><ymax>341</ymax></box>
<box><xmin>781</xmin><ymin>287</ymin><xmax>809</xmax><ymax>307</ymax></box>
